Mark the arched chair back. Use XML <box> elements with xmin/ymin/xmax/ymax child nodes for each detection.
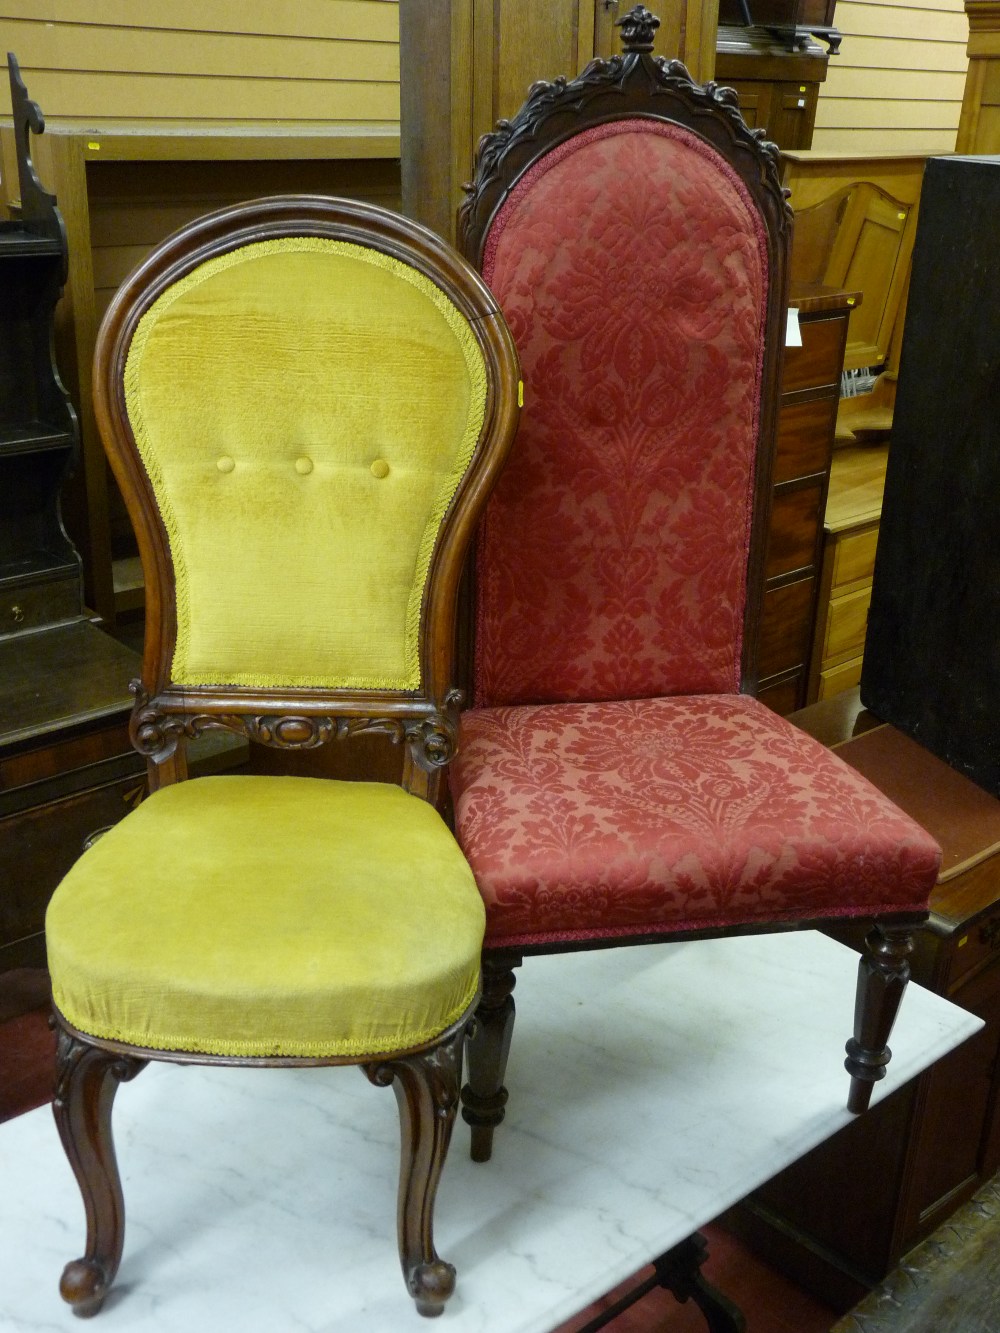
<box><xmin>44</xmin><ymin>196</ymin><xmax>520</xmax><ymax>1318</ymax></box>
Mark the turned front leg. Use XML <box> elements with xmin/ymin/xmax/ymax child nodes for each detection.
<box><xmin>845</xmin><ymin>922</ymin><xmax>918</xmax><ymax>1114</ymax></box>
<box><xmin>461</xmin><ymin>950</ymin><xmax>521</xmax><ymax>1163</ymax></box>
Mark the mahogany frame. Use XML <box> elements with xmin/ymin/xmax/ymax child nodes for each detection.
<box><xmin>453</xmin><ymin>6</ymin><xmax>927</xmax><ymax>1162</ymax></box>
<box><xmin>52</xmin><ymin>196</ymin><xmax>520</xmax><ymax>1318</ymax></box>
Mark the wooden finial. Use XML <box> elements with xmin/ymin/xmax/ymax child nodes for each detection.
<box><xmin>615</xmin><ymin>5</ymin><xmax>661</xmax><ymax>53</ymax></box>
<box><xmin>7</xmin><ymin>52</ymin><xmax>59</xmax><ymax>233</ymax></box>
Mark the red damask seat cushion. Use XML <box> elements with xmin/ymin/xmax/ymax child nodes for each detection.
<box><xmin>450</xmin><ymin>695</ymin><xmax>942</xmax><ymax>948</ymax></box>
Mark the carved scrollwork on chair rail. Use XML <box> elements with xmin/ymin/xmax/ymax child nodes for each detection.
<box><xmin>403</xmin><ymin>689</ymin><xmax>463</xmax><ymax>772</ymax></box>
<box><xmin>129</xmin><ymin>682</ymin><xmax>463</xmax><ymax>766</ymax></box>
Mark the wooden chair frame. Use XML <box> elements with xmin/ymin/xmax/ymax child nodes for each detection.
<box><xmin>52</xmin><ymin>196</ymin><xmax>520</xmax><ymax>1316</ymax></box>
<box><xmin>454</xmin><ymin>7</ymin><xmax>927</xmax><ymax>1163</ymax></box>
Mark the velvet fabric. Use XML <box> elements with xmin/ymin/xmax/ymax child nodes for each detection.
<box><xmin>124</xmin><ymin>238</ymin><xmax>488</xmax><ymax>692</ymax></box>
<box><xmin>474</xmin><ymin>120</ymin><xmax>769</xmax><ymax>708</ymax></box>
<box><xmin>47</xmin><ymin>777</ymin><xmax>485</xmax><ymax>1058</ymax></box>
<box><xmin>450</xmin><ymin>696</ymin><xmax>942</xmax><ymax>948</ymax></box>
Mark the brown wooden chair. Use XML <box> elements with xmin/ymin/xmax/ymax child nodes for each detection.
<box><xmin>448</xmin><ymin>6</ymin><xmax>942</xmax><ymax>1163</ymax></box>
<box><xmin>44</xmin><ymin>196</ymin><xmax>519</xmax><ymax>1316</ymax></box>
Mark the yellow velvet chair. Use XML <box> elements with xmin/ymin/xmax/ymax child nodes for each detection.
<box><xmin>45</xmin><ymin>196</ymin><xmax>519</xmax><ymax>1318</ymax></box>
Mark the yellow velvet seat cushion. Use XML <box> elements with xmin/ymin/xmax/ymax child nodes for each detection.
<box><xmin>46</xmin><ymin>776</ymin><xmax>485</xmax><ymax>1059</ymax></box>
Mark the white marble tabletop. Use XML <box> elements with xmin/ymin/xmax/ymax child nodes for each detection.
<box><xmin>0</xmin><ymin>932</ymin><xmax>982</xmax><ymax>1333</ymax></box>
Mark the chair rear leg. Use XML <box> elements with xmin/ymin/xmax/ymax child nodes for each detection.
<box><xmin>52</xmin><ymin>1024</ymin><xmax>147</xmax><ymax>1316</ymax></box>
<box><xmin>461</xmin><ymin>950</ymin><xmax>521</xmax><ymax>1163</ymax></box>
<box><xmin>367</xmin><ymin>1022</ymin><xmax>465</xmax><ymax>1317</ymax></box>
<box><xmin>845</xmin><ymin>920</ymin><xmax>921</xmax><ymax>1114</ymax></box>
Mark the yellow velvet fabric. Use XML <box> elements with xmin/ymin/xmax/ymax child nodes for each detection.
<box><xmin>123</xmin><ymin>239</ymin><xmax>488</xmax><ymax>690</ymax></box>
<box><xmin>46</xmin><ymin>777</ymin><xmax>485</xmax><ymax>1058</ymax></box>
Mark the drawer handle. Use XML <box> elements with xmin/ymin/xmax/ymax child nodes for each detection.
<box><xmin>979</xmin><ymin>920</ymin><xmax>1000</xmax><ymax>950</ymax></box>
<box><xmin>10</xmin><ymin>604</ymin><xmax>24</xmax><ymax>623</ymax></box>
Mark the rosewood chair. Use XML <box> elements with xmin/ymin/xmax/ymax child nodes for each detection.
<box><xmin>44</xmin><ymin>196</ymin><xmax>519</xmax><ymax>1316</ymax></box>
<box><xmin>449</xmin><ymin>6</ymin><xmax>942</xmax><ymax>1163</ymax></box>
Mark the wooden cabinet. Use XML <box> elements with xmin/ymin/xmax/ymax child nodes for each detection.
<box><xmin>0</xmin><ymin>621</ymin><xmax>145</xmax><ymax>972</ymax></box>
<box><xmin>757</xmin><ymin>285</ymin><xmax>859</xmax><ymax>715</ymax></box>
<box><xmin>728</xmin><ymin>719</ymin><xmax>1000</xmax><ymax>1311</ymax></box>
<box><xmin>808</xmin><ymin>443</ymin><xmax>888</xmax><ymax>701</ymax></box>
<box><xmin>399</xmin><ymin>0</ymin><xmax>720</xmax><ymax>244</ymax></box>
<box><xmin>958</xmin><ymin>0</ymin><xmax>1000</xmax><ymax>153</ymax></box>
<box><xmin>715</xmin><ymin>26</ymin><xmax>832</xmax><ymax>151</ymax></box>
<box><xmin>0</xmin><ymin>58</ymin><xmax>144</xmax><ymax>972</ymax></box>
<box><xmin>780</xmin><ymin>153</ymin><xmax>924</xmax><ymax>377</ymax></box>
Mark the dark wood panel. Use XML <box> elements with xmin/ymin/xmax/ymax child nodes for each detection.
<box><xmin>766</xmin><ymin>483</ymin><xmax>823</xmax><ymax>579</ymax></box>
<box><xmin>0</xmin><ymin>721</ymin><xmax>131</xmax><ymax>790</ymax></box>
<box><xmin>783</xmin><ymin>314</ymin><xmax>847</xmax><ymax>393</ymax></box>
<box><xmin>759</xmin><ymin>576</ymin><xmax>815</xmax><ymax>677</ymax></box>
<box><xmin>774</xmin><ymin>394</ymin><xmax>838</xmax><ymax>484</ymax></box>
<box><xmin>901</xmin><ymin>967</ymin><xmax>1000</xmax><ymax>1240</ymax></box>
<box><xmin>756</xmin><ymin>673</ymin><xmax>802</xmax><ymax>715</ymax></box>
<box><xmin>0</xmin><ymin>769</ymin><xmax>144</xmax><ymax>948</ymax></box>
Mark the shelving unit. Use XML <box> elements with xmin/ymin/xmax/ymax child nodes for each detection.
<box><xmin>0</xmin><ymin>58</ymin><xmax>80</xmax><ymax>637</ymax></box>
<box><xmin>0</xmin><ymin>54</ymin><xmax>143</xmax><ymax>974</ymax></box>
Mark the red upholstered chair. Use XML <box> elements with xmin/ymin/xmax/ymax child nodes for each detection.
<box><xmin>449</xmin><ymin>6</ymin><xmax>942</xmax><ymax>1163</ymax></box>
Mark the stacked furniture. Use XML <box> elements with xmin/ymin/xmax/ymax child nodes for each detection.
<box><xmin>715</xmin><ymin>0</ymin><xmax>840</xmax><ymax>151</ymax></box>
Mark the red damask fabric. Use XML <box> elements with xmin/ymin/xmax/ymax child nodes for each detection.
<box><xmin>451</xmin><ymin>696</ymin><xmax>941</xmax><ymax>947</ymax></box>
<box><xmin>474</xmin><ymin>120</ymin><xmax>769</xmax><ymax>708</ymax></box>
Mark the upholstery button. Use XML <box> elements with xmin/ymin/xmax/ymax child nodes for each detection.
<box><xmin>216</xmin><ymin>456</ymin><xmax>235</xmax><ymax>473</ymax></box>
<box><xmin>295</xmin><ymin>457</ymin><xmax>313</xmax><ymax>475</ymax></box>
<box><xmin>370</xmin><ymin>458</ymin><xmax>389</xmax><ymax>479</ymax></box>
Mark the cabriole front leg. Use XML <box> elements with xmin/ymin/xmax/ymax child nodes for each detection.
<box><xmin>366</xmin><ymin>1022</ymin><xmax>465</xmax><ymax>1317</ymax></box>
<box><xmin>845</xmin><ymin>920</ymin><xmax>921</xmax><ymax>1114</ymax></box>
<box><xmin>52</xmin><ymin>1024</ymin><xmax>147</xmax><ymax>1317</ymax></box>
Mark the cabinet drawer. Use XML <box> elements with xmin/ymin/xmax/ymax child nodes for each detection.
<box><xmin>0</xmin><ymin>774</ymin><xmax>143</xmax><ymax>952</ymax></box>
<box><xmin>775</xmin><ymin>395</ymin><xmax>838</xmax><ymax>484</ymax></box>
<box><xmin>783</xmin><ymin>315</ymin><xmax>848</xmax><ymax>393</ymax></box>
<box><xmin>825</xmin><ymin>585</ymin><xmax>871</xmax><ymax>661</ymax></box>
<box><xmin>817</xmin><ymin>655</ymin><xmax>863</xmax><ymax>700</ymax></box>
<box><xmin>766</xmin><ymin>484</ymin><xmax>823</xmax><ymax>579</ymax></box>
<box><xmin>832</xmin><ymin>525</ymin><xmax>879</xmax><ymax>592</ymax></box>
<box><xmin>943</xmin><ymin>880</ymin><xmax>1000</xmax><ymax>994</ymax></box>
<box><xmin>759</xmin><ymin>577</ymin><xmax>815</xmax><ymax>677</ymax></box>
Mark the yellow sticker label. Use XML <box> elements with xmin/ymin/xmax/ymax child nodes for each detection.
<box><xmin>959</xmin><ymin>935</ymin><xmax>968</xmax><ymax>948</ymax></box>
<box><xmin>87</xmin><ymin>141</ymin><xmax>101</xmax><ymax>151</ymax></box>
<box><xmin>517</xmin><ymin>380</ymin><xmax>524</xmax><ymax>408</ymax></box>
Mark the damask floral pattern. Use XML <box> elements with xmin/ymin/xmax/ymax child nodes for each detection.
<box><xmin>474</xmin><ymin>120</ymin><xmax>769</xmax><ymax>708</ymax></box>
<box><xmin>451</xmin><ymin>696</ymin><xmax>941</xmax><ymax>947</ymax></box>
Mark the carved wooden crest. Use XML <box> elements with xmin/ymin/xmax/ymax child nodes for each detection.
<box><xmin>458</xmin><ymin>5</ymin><xmax>791</xmax><ymax>265</ymax></box>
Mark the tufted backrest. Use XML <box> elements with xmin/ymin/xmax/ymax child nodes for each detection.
<box><xmin>472</xmin><ymin>119</ymin><xmax>771</xmax><ymax>708</ymax></box>
<box><xmin>121</xmin><ymin>233</ymin><xmax>488</xmax><ymax>693</ymax></box>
